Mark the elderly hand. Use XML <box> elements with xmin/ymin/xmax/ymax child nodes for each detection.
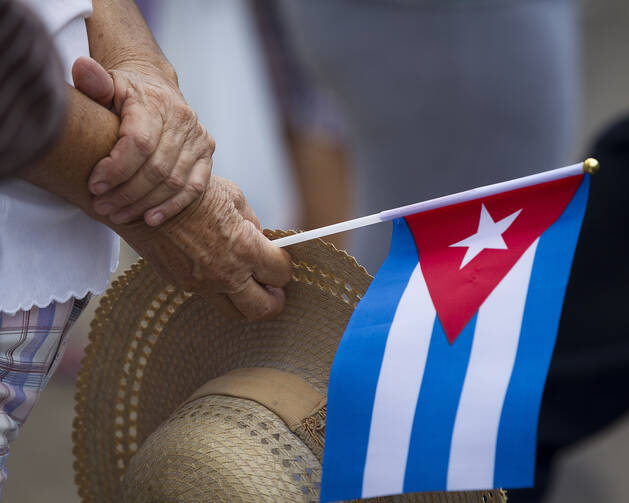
<box><xmin>72</xmin><ymin>56</ymin><xmax>214</xmax><ymax>227</ymax></box>
<box><xmin>115</xmin><ymin>175</ymin><xmax>293</xmax><ymax>320</ymax></box>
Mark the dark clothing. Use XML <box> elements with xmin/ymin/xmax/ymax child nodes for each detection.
<box><xmin>0</xmin><ymin>0</ymin><xmax>66</xmax><ymax>176</ymax></box>
<box><xmin>510</xmin><ymin>118</ymin><xmax>629</xmax><ymax>502</ymax></box>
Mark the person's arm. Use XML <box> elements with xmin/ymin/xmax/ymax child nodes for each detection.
<box><xmin>20</xmin><ymin>86</ymin><xmax>292</xmax><ymax>320</ymax></box>
<box><xmin>87</xmin><ymin>0</ymin><xmax>172</xmax><ymax>78</ymax></box>
<box><xmin>19</xmin><ymin>87</ymin><xmax>118</xmax><ymax>215</ymax></box>
<box><xmin>71</xmin><ymin>0</ymin><xmax>215</xmax><ymax>227</ymax></box>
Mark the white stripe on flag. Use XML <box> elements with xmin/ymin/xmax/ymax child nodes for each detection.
<box><xmin>362</xmin><ymin>263</ymin><xmax>437</xmax><ymax>498</ymax></box>
<box><xmin>447</xmin><ymin>239</ymin><xmax>539</xmax><ymax>490</ymax></box>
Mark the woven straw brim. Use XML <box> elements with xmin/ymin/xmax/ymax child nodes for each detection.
<box><xmin>73</xmin><ymin>230</ymin><xmax>507</xmax><ymax>503</ymax></box>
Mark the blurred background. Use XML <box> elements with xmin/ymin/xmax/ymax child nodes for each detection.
<box><xmin>5</xmin><ymin>0</ymin><xmax>629</xmax><ymax>501</ymax></box>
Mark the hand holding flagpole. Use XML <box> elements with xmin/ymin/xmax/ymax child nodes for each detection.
<box><xmin>272</xmin><ymin>159</ymin><xmax>599</xmax><ymax>248</ymax></box>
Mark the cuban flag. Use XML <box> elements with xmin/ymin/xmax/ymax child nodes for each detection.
<box><xmin>321</xmin><ymin>172</ymin><xmax>590</xmax><ymax>502</ymax></box>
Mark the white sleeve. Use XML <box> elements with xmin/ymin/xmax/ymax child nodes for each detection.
<box><xmin>17</xmin><ymin>0</ymin><xmax>93</xmax><ymax>35</ymax></box>
<box><xmin>17</xmin><ymin>0</ymin><xmax>93</xmax><ymax>84</ymax></box>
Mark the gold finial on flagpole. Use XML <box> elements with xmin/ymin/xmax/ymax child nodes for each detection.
<box><xmin>583</xmin><ymin>158</ymin><xmax>600</xmax><ymax>174</ymax></box>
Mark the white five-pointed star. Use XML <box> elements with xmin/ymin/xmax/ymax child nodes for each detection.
<box><xmin>449</xmin><ymin>204</ymin><xmax>522</xmax><ymax>269</ymax></box>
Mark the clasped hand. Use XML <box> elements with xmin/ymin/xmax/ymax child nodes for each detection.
<box><xmin>72</xmin><ymin>57</ymin><xmax>292</xmax><ymax>320</ymax></box>
<box><xmin>73</xmin><ymin>56</ymin><xmax>213</xmax><ymax>226</ymax></box>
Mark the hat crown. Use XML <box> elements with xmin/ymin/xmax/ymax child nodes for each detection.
<box><xmin>74</xmin><ymin>232</ymin><xmax>371</xmax><ymax>502</ymax></box>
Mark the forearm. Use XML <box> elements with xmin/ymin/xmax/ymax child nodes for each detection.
<box><xmin>19</xmin><ymin>85</ymin><xmax>119</xmax><ymax>220</ymax></box>
<box><xmin>18</xmin><ymin>87</ymin><xmax>292</xmax><ymax>321</ymax></box>
<box><xmin>87</xmin><ymin>0</ymin><xmax>175</xmax><ymax>81</ymax></box>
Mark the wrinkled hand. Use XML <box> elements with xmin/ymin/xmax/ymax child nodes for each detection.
<box><xmin>115</xmin><ymin>175</ymin><xmax>293</xmax><ymax>320</ymax></box>
<box><xmin>72</xmin><ymin>56</ymin><xmax>214</xmax><ymax>227</ymax></box>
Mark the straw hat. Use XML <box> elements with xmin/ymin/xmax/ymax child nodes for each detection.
<box><xmin>72</xmin><ymin>230</ymin><xmax>507</xmax><ymax>503</ymax></box>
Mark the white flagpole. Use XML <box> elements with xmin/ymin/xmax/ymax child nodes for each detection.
<box><xmin>272</xmin><ymin>159</ymin><xmax>599</xmax><ymax>248</ymax></box>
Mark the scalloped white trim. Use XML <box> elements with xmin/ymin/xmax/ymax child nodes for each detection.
<box><xmin>0</xmin><ymin>260</ymin><xmax>119</xmax><ymax>315</ymax></box>
<box><xmin>0</xmin><ymin>7</ymin><xmax>118</xmax><ymax>316</ymax></box>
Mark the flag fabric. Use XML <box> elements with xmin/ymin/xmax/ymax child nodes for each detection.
<box><xmin>321</xmin><ymin>173</ymin><xmax>590</xmax><ymax>502</ymax></box>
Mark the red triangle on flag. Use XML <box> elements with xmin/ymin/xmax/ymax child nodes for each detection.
<box><xmin>404</xmin><ymin>175</ymin><xmax>583</xmax><ymax>344</ymax></box>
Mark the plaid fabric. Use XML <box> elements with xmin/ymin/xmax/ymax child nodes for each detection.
<box><xmin>0</xmin><ymin>296</ymin><xmax>89</xmax><ymax>492</ymax></box>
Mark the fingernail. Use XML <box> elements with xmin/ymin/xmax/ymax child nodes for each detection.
<box><xmin>110</xmin><ymin>210</ymin><xmax>131</xmax><ymax>224</ymax></box>
<box><xmin>91</xmin><ymin>182</ymin><xmax>110</xmax><ymax>195</ymax></box>
<box><xmin>94</xmin><ymin>202</ymin><xmax>114</xmax><ymax>215</ymax></box>
<box><xmin>146</xmin><ymin>212</ymin><xmax>164</xmax><ymax>226</ymax></box>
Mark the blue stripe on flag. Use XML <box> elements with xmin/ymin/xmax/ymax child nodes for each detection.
<box><xmin>321</xmin><ymin>219</ymin><xmax>420</xmax><ymax>502</ymax></box>
<box><xmin>403</xmin><ymin>314</ymin><xmax>476</xmax><ymax>493</ymax></box>
<box><xmin>494</xmin><ymin>175</ymin><xmax>590</xmax><ymax>488</ymax></box>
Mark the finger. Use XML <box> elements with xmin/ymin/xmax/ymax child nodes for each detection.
<box><xmin>93</xmin><ymin>124</ymin><xmax>187</xmax><ymax>216</ymax></box>
<box><xmin>249</xmin><ymin>230</ymin><xmax>293</xmax><ymax>288</ymax></box>
<box><xmin>228</xmin><ymin>277</ymin><xmax>287</xmax><ymax>321</ymax></box>
<box><xmin>72</xmin><ymin>57</ymin><xmax>114</xmax><ymax>107</ymax></box>
<box><xmin>142</xmin><ymin>158</ymin><xmax>212</xmax><ymax>226</ymax></box>
<box><xmin>109</xmin><ymin>155</ymin><xmax>209</xmax><ymax>225</ymax></box>
<box><xmin>89</xmin><ymin>102</ymin><xmax>162</xmax><ymax>197</ymax></box>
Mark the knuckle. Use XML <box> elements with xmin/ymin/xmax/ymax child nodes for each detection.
<box><xmin>233</xmin><ymin>188</ymin><xmax>246</xmax><ymax>209</ymax></box>
<box><xmin>144</xmin><ymin>161</ymin><xmax>170</xmax><ymax>184</ymax></box>
<box><xmin>219</xmin><ymin>274</ymin><xmax>244</xmax><ymax>294</ymax></box>
<box><xmin>173</xmin><ymin>105</ymin><xmax>196</xmax><ymax>125</ymax></box>
<box><xmin>131</xmin><ymin>130</ymin><xmax>157</xmax><ymax>156</ymax></box>
<box><xmin>106</xmin><ymin>161</ymin><xmax>129</xmax><ymax>182</ymax></box>
<box><xmin>185</xmin><ymin>179</ymin><xmax>206</xmax><ymax>198</ymax></box>
<box><xmin>220</xmin><ymin>178</ymin><xmax>237</xmax><ymax>193</ymax></box>
<box><xmin>224</xmin><ymin>182</ymin><xmax>245</xmax><ymax>205</ymax></box>
<box><xmin>115</xmin><ymin>190</ymin><xmax>136</xmax><ymax>206</ymax></box>
<box><xmin>233</xmin><ymin>228</ymin><xmax>261</xmax><ymax>262</ymax></box>
<box><xmin>207</xmin><ymin>134</ymin><xmax>216</xmax><ymax>155</ymax></box>
<box><xmin>197</xmin><ymin>252</ymin><xmax>214</xmax><ymax>271</ymax></box>
<box><xmin>195</xmin><ymin>127</ymin><xmax>216</xmax><ymax>156</ymax></box>
<box><xmin>164</xmin><ymin>173</ymin><xmax>186</xmax><ymax>191</ymax></box>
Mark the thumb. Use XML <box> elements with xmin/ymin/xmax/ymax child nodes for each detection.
<box><xmin>72</xmin><ymin>56</ymin><xmax>114</xmax><ymax>108</ymax></box>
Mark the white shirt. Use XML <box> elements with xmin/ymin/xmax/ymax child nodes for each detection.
<box><xmin>0</xmin><ymin>0</ymin><xmax>120</xmax><ymax>314</ymax></box>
